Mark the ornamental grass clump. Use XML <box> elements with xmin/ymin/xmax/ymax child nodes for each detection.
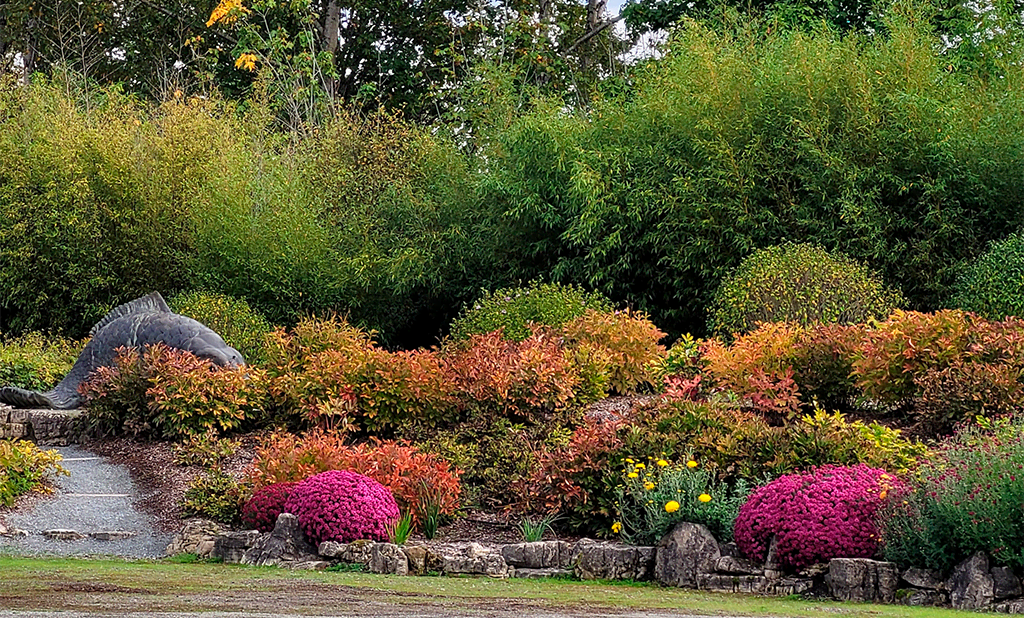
<box><xmin>880</xmin><ymin>417</ymin><xmax>1024</xmax><ymax>571</ymax></box>
<box><xmin>614</xmin><ymin>456</ymin><xmax>749</xmax><ymax>546</ymax></box>
<box><xmin>241</xmin><ymin>482</ymin><xmax>298</xmax><ymax>532</ymax></box>
<box><xmin>733</xmin><ymin>464</ymin><xmax>897</xmax><ymax>570</ymax></box>
<box><xmin>283</xmin><ymin>470</ymin><xmax>400</xmax><ymax>545</ymax></box>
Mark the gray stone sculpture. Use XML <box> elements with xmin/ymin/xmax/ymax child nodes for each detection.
<box><xmin>0</xmin><ymin>292</ymin><xmax>244</xmax><ymax>409</ymax></box>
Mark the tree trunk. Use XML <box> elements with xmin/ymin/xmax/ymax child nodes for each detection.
<box><xmin>321</xmin><ymin>0</ymin><xmax>340</xmax><ymax>98</ymax></box>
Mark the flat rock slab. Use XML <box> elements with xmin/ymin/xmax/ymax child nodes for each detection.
<box><xmin>0</xmin><ymin>445</ymin><xmax>172</xmax><ymax>558</ymax></box>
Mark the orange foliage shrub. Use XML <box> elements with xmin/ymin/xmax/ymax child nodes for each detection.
<box><xmin>559</xmin><ymin>309</ymin><xmax>667</xmax><ymax>394</ymax></box>
<box><xmin>852</xmin><ymin>310</ymin><xmax>977</xmax><ymax>403</ymax></box>
<box><xmin>263</xmin><ymin>317</ymin><xmax>457</xmax><ymax>432</ymax></box>
<box><xmin>81</xmin><ymin>344</ymin><xmax>263</xmax><ymax>439</ymax></box>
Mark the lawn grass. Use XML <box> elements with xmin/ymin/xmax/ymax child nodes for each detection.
<box><xmin>0</xmin><ymin>555</ymin><xmax>981</xmax><ymax>617</ymax></box>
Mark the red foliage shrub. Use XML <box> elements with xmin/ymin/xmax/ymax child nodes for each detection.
<box><xmin>520</xmin><ymin>416</ymin><xmax>624</xmax><ymax>533</ymax></box>
<box><xmin>241</xmin><ymin>482</ymin><xmax>297</xmax><ymax>532</ymax></box>
<box><xmin>358</xmin><ymin>349</ymin><xmax>457</xmax><ymax>430</ymax></box>
<box><xmin>733</xmin><ymin>464</ymin><xmax>899</xmax><ymax>569</ymax></box>
<box><xmin>745</xmin><ymin>368</ymin><xmax>801</xmax><ymax>417</ymax></box>
<box><xmin>283</xmin><ymin>470</ymin><xmax>399</xmax><ymax>544</ymax></box>
<box><xmin>248</xmin><ymin>431</ymin><xmax>460</xmax><ymax>525</ymax></box>
<box><xmin>263</xmin><ymin>317</ymin><xmax>457</xmax><ymax>432</ymax></box>
<box><xmin>702</xmin><ymin>322</ymin><xmax>862</xmax><ymax>412</ymax></box>
<box><xmin>445</xmin><ymin>330</ymin><xmax>579</xmax><ymax>422</ymax></box>
<box><xmin>914</xmin><ymin>362</ymin><xmax>1024</xmax><ymax>432</ymax></box>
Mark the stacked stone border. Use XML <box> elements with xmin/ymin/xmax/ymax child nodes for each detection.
<box><xmin>168</xmin><ymin>516</ymin><xmax>1024</xmax><ymax>613</ymax></box>
<box><xmin>0</xmin><ymin>407</ymin><xmax>83</xmax><ymax>446</ymax></box>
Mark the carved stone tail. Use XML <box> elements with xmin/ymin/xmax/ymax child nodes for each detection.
<box><xmin>0</xmin><ymin>386</ymin><xmax>79</xmax><ymax>409</ymax></box>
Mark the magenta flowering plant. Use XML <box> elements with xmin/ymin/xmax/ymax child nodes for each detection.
<box><xmin>241</xmin><ymin>481</ymin><xmax>298</xmax><ymax>532</ymax></box>
<box><xmin>283</xmin><ymin>470</ymin><xmax>400</xmax><ymax>545</ymax></box>
<box><xmin>733</xmin><ymin>464</ymin><xmax>897</xmax><ymax>570</ymax></box>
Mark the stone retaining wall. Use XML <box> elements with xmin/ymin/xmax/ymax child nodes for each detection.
<box><xmin>0</xmin><ymin>407</ymin><xmax>84</xmax><ymax>446</ymax></box>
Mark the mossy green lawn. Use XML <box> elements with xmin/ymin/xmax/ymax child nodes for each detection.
<box><xmin>0</xmin><ymin>556</ymin><xmax>978</xmax><ymax>617</ymax></box>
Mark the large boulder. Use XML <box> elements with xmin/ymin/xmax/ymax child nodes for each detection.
<box><xmin>992</xmin><ymin>566</ymin><xmax>1022</xmax><ymax>601</ymax></box>
<box><xmin>501</xmin><ymin>541</ymin><xmax>574</xmax><ymax>570</ymax></box>
<box><xmin>826</xmin><ymin>558</ymin><xmax>899</xmax><ymax>603</ymax></box>
<box><xmin>318</xmin><ymin>539</ymin><xmax>375</xmax><ymax>565</ymax></box>
<box><xmin>946</xmin><ymin>552</ymin><xmax>994</xmax><ymax>610</ymax></box>
<box><xmin>403</xmin><ymin>545</ymin><xmax>428</xmax><ymax>575</ymax></box>
<box><xmin>426</xmin><ymin>542</ymin><xmax>510</xmax><ymax>578</ymax></box>
<box><xmin>654</xmin><ymin>522</ymin><xmax>721</xmax><ymax>588</ymax></box>
<box><xmin>571</xmin><ymin>539</ymin><xmax>654</xmax><ymax>581</ymax></box>
<box><xmin>898</xmin><ymin>589</ymin><xmax>948</xmax><ymax>606</ymax></box>
<box><xmin>369</xmin><ymin>543</ymin><xmax>409</xmax><ymax>575</ymax></box>
<box><xmin>902</xmin><ymin>567</ymin><xmax>945</xmax><ymax>590</ymax></box>
<box><xmin>714</xmin><ymin>555</ymin><xmax>764</xmax><ymax>575</ymax></box>
<box><xmin>165</xmin><ymin>519</ymin><xmax>224</xmax><ymax>558</ymax></box>
<box><xmin>212</xmin><ymin>530</ymin><xmax>263</xmax><ymax>564</ymax></box>
<box><xmin>241</xmin><ymin>513</ymin><xmax>324</xmax><ymax>568</ymax></box>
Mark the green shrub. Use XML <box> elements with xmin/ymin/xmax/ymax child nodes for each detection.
<box><xmin>410</xmin><ymin>411</ymin><xmax>572</xmax><ymax>509</ymax></box>
<box><xmin>169</xmin><ymin>291</ymin><xmax>273</xmax><ymax>365</ymax></box>
<box><xmin>0</xmin><ymin>439</ymin><xmax>68</xmax><ymax>507</ymax></box>
<box><xmin>952</xmin><ymin>232</ymin><xmax>1024</xmax><ymax>320</ymax></box>
<box><xmin>0</xmin><ymin>332</ymin><xmax>82</xmax><ymax>391</ymax></box>
<box><xmin>709</xmin><ymin>243</ymin><xmax>903</xmax><ymax>337</ymax></box>
<box><xmin>173</xmin><ymin>431</ymin><xmax>241</xmax><ymax>468</ymax></box>
<box><xmin>181</xmin><ymin>469</ymin><xmax>249</xmax><ymax>525</ymax></box>
<box><xmin>880</xmin><ymin>416</ymin><xmax>1024</xmax><ymax>570</ymax></box>
<box><xmin>621</xmin><ymin>399</ymin><xmax>925</xmax><ymax>482</ymax></box>
<box><xmin>614</xmin><ymin>456</ymin><xmax>750</xmax><ymax>545</ymax></box>
<box><xmin>449</xmin><ymin>282</ymin><xmax>613</xmax><ymax>342</ymax></box>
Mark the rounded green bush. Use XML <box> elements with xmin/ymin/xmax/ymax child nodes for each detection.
<box><xmin>449</xmin><ymin>281</ymin><xmax>613</xmax><ymax>342</ymax></box>
<box><xmin>951</xmin><ymin>232</ymin><xmax>1024</xmax><ymax>320</ymax></box>
<box><xmin>169</xmin><ymin>291</ymin><xmax>273</xmax><ymax>364</ymax></box>
<box><xmin>709</xmin><ymin>243</ymin><xmax>903</xmax><ymax>336</ymax></box>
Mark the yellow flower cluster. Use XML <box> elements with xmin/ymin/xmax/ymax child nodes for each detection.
<box><xmin>234</xmin><ymin>53</ymin><xmax>258</xmax><ymax>72</ymax></box>
<box><xmin>611</xmin><ymin>521</ymin><xmax>622</xmax><ymax>534</ymax></box>
<box><xmin>665</xmin><ymin>500</ymin><xmax>680</xmax><ymax>513</ymax></box>
<box><xmin>206</xmin><ymin>0</ymin><xmax>249</xmax><ymax>27</ymax></box>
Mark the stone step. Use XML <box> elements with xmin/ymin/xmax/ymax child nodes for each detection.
<box><xmin>41</xmin><ymin>529</ymin><xmax>137</xmax><ymax>541</ymax></box>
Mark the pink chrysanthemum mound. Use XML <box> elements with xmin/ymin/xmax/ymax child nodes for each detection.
<box><xmin>241</xmin><ymin>482</ymin><xmax>298</xmax><ymax>532</ymax></box>
<box><xmin>283</xmin><ymin>470</ymin><xmax>399</xmax><ymax>545</ymax></box>
<box><xmin>733</xmin><ymin>464</ymin><xmax>898</xmax><ymax>570</ymax></box>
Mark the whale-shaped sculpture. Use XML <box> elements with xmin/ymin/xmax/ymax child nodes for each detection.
<box><xmin>0</xmin><ymin>292</ymin><xmax>245</xmax><ymax>409</ymax></box>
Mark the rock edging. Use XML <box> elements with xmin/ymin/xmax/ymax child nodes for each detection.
<box><xmin>165</xmin><ymin>518</ymin><xmax>1024</xmax><ymax>614</ymax></box>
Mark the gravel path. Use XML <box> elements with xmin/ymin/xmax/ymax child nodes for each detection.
<box><xmin>0</xmin><ymin>445</ymin><xmax>172</xmax><ymax>558</ymax></box>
